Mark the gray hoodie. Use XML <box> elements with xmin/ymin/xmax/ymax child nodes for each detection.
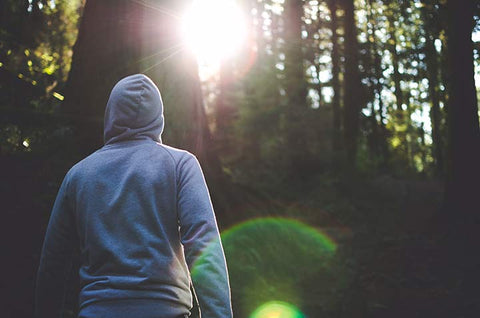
<box><xmin>35</xmin><ymin>74</ymin><xmax>233</xmax><ymax>318</ymax></box>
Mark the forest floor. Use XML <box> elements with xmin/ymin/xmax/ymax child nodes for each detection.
<box><xmin>240</xmin><ymin>172</ymin><xmax>479</xmax><ymax>318</ymax></box>
<box><xmin>2</xmin><ymin>154</ymin><xmax>479</xmax><ymax>317</ymax></box>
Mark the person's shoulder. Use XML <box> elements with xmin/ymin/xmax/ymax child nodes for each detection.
<box><xmin>64</xmin><ymin>147</ymin><xmax>106</xmax><ymax>179</ymax></box>
<box><xmin>158</xmin><ymin>144</ymin><xmax>197</xmax><ymax>163</ymax></box>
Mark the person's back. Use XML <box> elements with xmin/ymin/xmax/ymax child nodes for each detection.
<box><xmin>35</xmin><ymin>74</ymin><xmax>232</xmax><ymax>318</ymax></box>
<box><xmin>72</xmin><ymin>140</ymin><xmax>195</xmax><ymax>317</ymax></box>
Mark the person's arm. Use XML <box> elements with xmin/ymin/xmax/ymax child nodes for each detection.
<box><xmin>177</xmin><ymin>154</ymin><xmax>233</xmax><ymax>318</ymax></box>
<box><xmin>35</xmin><ymin>174</ymin><xmax>78</xmax><ymax>318</ymax></box>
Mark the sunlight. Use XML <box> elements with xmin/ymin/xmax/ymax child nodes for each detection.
<box><xmin>181</xmin><ymin>0</ymin><xmax>246</xmax><ymax>69</ymax></box>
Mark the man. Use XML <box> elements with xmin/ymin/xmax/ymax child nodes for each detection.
<box><xmin>35</xmin><ymin>74</ymin><xmax>233</xmax><ymax>318</ymax></box>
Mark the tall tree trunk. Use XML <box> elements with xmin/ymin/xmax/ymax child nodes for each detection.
<box><xmin>284</xmin><ymin>0</ymin><xmax>307</xmax><ymax>109</ymax></box>
<box><xmin>443</xmin><ymin>0</ymin><xmax>480</xmax><ymax>221</ymax></box>
<box><xmin>366</xmin><ymin>0</ymin><xmax>389</xmax><ymax>167</ymax></box>
<box><xmin>283</xmin><ymin>0</ymin><xmax>309</xmax><ymax>178</ymax></box>
<box><xmin>327</xmin><ymin>0</ymin><xmax>342</xmax><ymax>155</ymax></box>
<box><xmin>62</xmin><ymin>0</ymin><xmax>230</xmax><ymax>220</ymax></box>
<box><xmin>439</xmin><ymin>0</ymin><xmax>480</xmax><ymax>307</ymax></box>
<box><xmin>215</xmin><ymin>59</ymin><xmax>235</xmax><ymax>157</ymax></box>
<box><xmin>341</xmin><ymin>0</ymin><xmax>361</xmax><ymax>167</ymax></box>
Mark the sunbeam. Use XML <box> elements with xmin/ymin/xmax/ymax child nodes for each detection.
<box><xmin>140</xmin><ymin>46</ymin><xmax>185</xmax><ymax>74</ymax></box>
<box><xmin>129</xmin><ymin>0</ymin><xmax>181</xmax><ymax>20</ymax></box>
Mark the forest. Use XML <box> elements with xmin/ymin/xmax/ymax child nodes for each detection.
<box><xmin>1</xmin><ymin>0</ymin><xmax>479</xmax><ymax>317</ymax></box>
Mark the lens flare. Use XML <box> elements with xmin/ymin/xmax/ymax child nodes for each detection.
<box><xmin>222</xmin><ymin>217</ymin><xmax>337</xmax><ymax>253</ymax></box>
<box><xmin>218</xmin><ymin>217</ymin><xmax>338</xmax><ymax>316</ymax></box>
<box><xmin>181</xmin><ymin>0</ymin><xmax>246</xmax><ymax>64</ymax></box>
<box><xmin>250</xmin><ymin>301</ymin><xmax>304</xmax><ymax>318</ymax></box>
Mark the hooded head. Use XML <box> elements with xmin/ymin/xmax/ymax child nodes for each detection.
<box><xmin>104</xmin><ymin>74</ymin><xmax>164</xmax><ymax>145</ymax></box>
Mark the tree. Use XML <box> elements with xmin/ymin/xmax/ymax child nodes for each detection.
<box><xmin>62</xmin><ymin>0</ymin><xmax>232</xmax><ymax>220</ymax></box>
<box><xmin>363</xmin><ymin>0</ymin><xmax>389</xmax><ymax>168</ymax></box>
<box><xmin>435</xmin><ymin>1</ymin><xmax>480</xmax><ymax>310</ymax></box>
<box><xmin>283</xmin><ymin>0</ymin><xmax>310</xmax><ymax>178</ymax></box>
<box><xmin>327</xmin><ymin>0</ymin><xmax>342</xmax><ymax>156</ymax></box>
<box><xmin>341</xmin><ymin>0</ymin><xmax>362</xmax><ymax>167</ymax></box>
<box><xmin>443</xmin><ymin>0</ymin><xmax>480</xmax><ymax>222</ymax></box>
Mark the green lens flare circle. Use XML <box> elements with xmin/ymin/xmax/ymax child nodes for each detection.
<box><xmin>250</xmin><ymin>301</ymin><xmax>304</xmax><ymax>318</ymax></box>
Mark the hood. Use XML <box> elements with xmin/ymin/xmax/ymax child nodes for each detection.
<box><xmin>104</xmin><ymin>74</ymin><xmax>164</xmax><ymax>145</ymax></box>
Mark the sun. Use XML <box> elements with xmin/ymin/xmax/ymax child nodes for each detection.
<box><xmin>181</xmin><ymin>0</ymin><xmax>246</xmax><ymax>67</ymax></box>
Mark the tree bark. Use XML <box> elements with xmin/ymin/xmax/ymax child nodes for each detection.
<box><xmin>443</xmin><ymin>0</ymin><xmax>480</xmax><ymax>220</ymax></box>
<box><xmin>215</xmin><ymin>59</ymin><xmax>235</xmax><ymax>157</ymax></box>
<box><xmin>341</xmin><ymin>0</ymin><xmax>362</xmax><ymax>167</ymax></box>
<box><xmin>283</xmin><ymin>0</ymin><xmax>309</xmax><ymax>179</ymax></box>
<box><xmin>327</xmin><ymin>0</ymin><xmax>342</xmax><ymax>154</ymax></box>
<box><xmin>437</xmin><ymin>1</ymin><xmax>480</xmax><ymax>306</ymax></box>
<box><xmin>366</xmin><ymin>0</ymin><xmax>389</xmax><ymax>167</ymax></box>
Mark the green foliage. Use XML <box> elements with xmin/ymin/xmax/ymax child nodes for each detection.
<box><xmin>0</xmin><ymin>0</ymin><xmax>82</xmax><ymax>154</ymax></box>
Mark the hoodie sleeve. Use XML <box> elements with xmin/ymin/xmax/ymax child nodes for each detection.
<box><xmin>35</xmin><ymin>173</ymin><xmax>78</xmax><ymax>318</ymax></box>
<box><xmin>177</xmin><ymin>154</ymin><xmax>233</xmax><ymax>318</ymax></box>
